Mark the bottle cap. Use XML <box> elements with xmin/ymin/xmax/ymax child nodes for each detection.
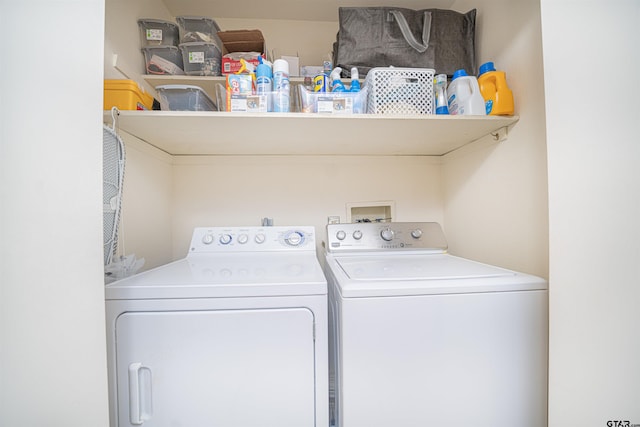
<box><xmin>273</xmin><ymin>59</ymin><xmax>289</xmax><ymax>74</ymax></box>
<box><xmin>435</xmin><ymin>74</ymin><xmax>448</xmax><ymax>84</ymax></box>
<box><xmin>452</xmin><ymin>69</ymin><xmax>468</xmax><ymax>80</ymax></box>
<box><xmin>478</xmin><ymin>62</ymin><xmax>496</xmax><ymax>76</ymax></box>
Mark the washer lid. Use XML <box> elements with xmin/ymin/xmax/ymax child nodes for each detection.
<box><xmin>336</xmin><ymin>254</ymin><xmax>514</xmax><ymax>280</ymax></box>
<box><xmin>105</xmin><ymin>252</ymin><xmax>327</xmax><ymax>300</ymax></box>
<box><xmin>329</xmin><ymin>253</ymin><xmax>547</xmax><ymax>297</ymax></box>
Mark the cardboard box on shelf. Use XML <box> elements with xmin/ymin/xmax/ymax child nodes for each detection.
<box><xmin>218</xmin><ymin>30</ymin><xmax>266</xmax><ymax>75</ymax></box>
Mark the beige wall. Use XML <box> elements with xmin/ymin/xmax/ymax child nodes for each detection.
<box><xmin>170</xmin><ymin>155</ymin><xmax>443</xmax><ymax>259</ymax></box>
<box><xmin>1</xmin><ymin>1</ymin><xmax>109</xmax><ymax>426</ymax></box>
<box><xmin>118</xmin><ymin>132</ymin><xmax>174</xmax><ymax>270</ymax></box>
<box><xmin>542</xmin><ymin>0</ymin><xmax>640</xmax><ymax>424</ymax></box>
<box><xmin>106</xmin><ymin>0</ymin><xmax>549</xmax><ymax>280</ymax></box>
<box><xmin>443</xmin><ymin>0</ymin><xmax>549</xmax><ymax>278</ymax></box>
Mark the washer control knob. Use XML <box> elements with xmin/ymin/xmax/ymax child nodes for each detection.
<box><xmin>352</xmin><ymin>230</ymin><xmax>363</xmax><ymax>240</ymax></box>
<box><xmin>285</xmin><ymin>231</ymin><xmax>304</xmax><ymax>246</ymax></box>
<box><xmin>238</xmin><ymin>233</ymin><xmax>249</xmax><ymax>244</ymax></box>
<box><xmin>202</xmin><ymin>233</ymin><xmax>215</xmax><ymax>245</ymax></box>
<box><xmin>255</xmin><ymin>233</ymin><xmax>266</xmax><ymax>244</ymax></box>
<box><xmin>219</xmin><ymin>234</ymin><xmax>232</xmax><ymax>245</ymax></box>
<box><xmin>380</xmin><ymin>228</ymin><xmax>394</xmax><ymax>241</ymax></box>
<box><xmin>336</xmin><ymin>230</ymin><xmax>347</xmax><ymax>240</ymax></box>
<box><xmin>411</xmin><ymin>229</ymin><xmax>423</xmax><ymax>239</ymax></box>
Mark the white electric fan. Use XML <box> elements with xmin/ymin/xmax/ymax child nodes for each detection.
<box><xmin>103</xmin><ymin>107</ymin><xmax>125</xmax><ymax>267</ymax></box>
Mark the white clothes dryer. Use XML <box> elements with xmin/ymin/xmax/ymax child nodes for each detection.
<box><xmin>105</xmin><ymin>226</ymin><xmax>328</xmax><ymax>427</ymax></box>
<box><xmin>324</xmin><ymin>222</ymin><xmax>548</xmax><ymax>427</ymax></box>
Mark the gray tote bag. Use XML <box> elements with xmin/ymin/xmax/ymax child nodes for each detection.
<box><xmin>332</xmin><ymin>7</ymin><xmax>477</xmax><ymax>77</ymax></box>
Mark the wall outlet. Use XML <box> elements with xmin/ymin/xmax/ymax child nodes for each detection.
<box><xmin>346</xmin><ymin>201</ymin><xmax>395</xmax><ymax>223</ymax></box>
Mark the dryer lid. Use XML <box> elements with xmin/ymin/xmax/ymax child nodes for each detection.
<box><xmin>105</xmin><ymin>252</ymin><xmax>327</xmax><ymax>300</ymax></box>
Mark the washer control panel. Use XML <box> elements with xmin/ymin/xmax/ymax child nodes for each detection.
<box><xmin>326</xmin><ymin>222</ymin><xmax>448</xmax><ymax>252</ymax></box>
<box><xmin>189</xmin><ymin>226</ymin><xmax>315</xmax><ymax>253</ymax></box>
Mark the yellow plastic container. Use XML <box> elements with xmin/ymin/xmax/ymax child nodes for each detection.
<box><xmin>477</xmin><ymin>62</ymin><xmax>514</xmax><ymax>115</ymax></box>
<box><xmin>104</xmin><ymin>80</ymin><xmax>154</xmax><ymax>111</ymax></box>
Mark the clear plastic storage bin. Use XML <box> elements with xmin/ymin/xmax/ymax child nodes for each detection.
<box><xmin>179</xmin><ymin>42</ymin><xmax>222</xmax><ymax>76</ymax></box>
<box><xmin>137</xmin><ymin>19</ymin><xmax>179</xmax><ymax>47</ymax></box>
<box><xmin>215</xmin><ymin>84</ymin><xmax>299</xmax><ymax>113</ymax></box>
<box><xmin>176</xmin><ymin>16</ymin><xmax>223</xmax><ymax>50</ymax></box>
<box><xmin>298</xmin><ymin>85</ymin><xmax>368</xmax><ymax>114</ymax></box>
<box><xmin>155</xmin><ymin>85</ymin><xmax>217</xmax><ymax>111</ymax></box>
<box><xmin>365</xmin><ymin>67</ymin><xmax>435</xmax><ymax>114</ymax></box>
<box><xmin>142</xmin><ymin>46</ymin><xmax>184</xmax><ymax>75</ymax></box>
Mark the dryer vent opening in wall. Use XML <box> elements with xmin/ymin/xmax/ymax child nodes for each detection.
<box><xmin>346</xmin><ymin>201</ymin><xmax>395</xmax><ymax>223</ymax></box>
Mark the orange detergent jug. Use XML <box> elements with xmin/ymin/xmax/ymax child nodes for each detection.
<box><xmin>478</xmin><ymin>62</ymin><xmax>514</xmax><ymax>115</ymax></box>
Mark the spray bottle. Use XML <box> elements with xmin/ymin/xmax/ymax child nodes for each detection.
<box><xmin>330</xmin><ymin>67</ymin><xmax>346</xmax><ymax>92</ymax></box>
<box><xmin>272</xmin><ymin>59</ymin><xmax>290</xmax><ymax>112</ymax></box>
<box><xmin>349</xmin><ymin>67</ymin><xmax>361</xmax><ymax>93</ymax></box>
<box><xmin>255</xmin><ymin>57</ymin><xmax>272</xmax><ymax>94</ymax></box>
<box><xmin>434</xmin><ymin>74</ymin><xmax>449</xmax><ymax>114</ymax></box>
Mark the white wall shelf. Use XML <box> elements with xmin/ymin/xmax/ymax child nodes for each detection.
<box><xmin>107</xmin><ymin>109</ymin><xmax>518</xmax><ymax>156</ymax></box>
<box><xmin>105</xmin><ymin>75</ymin><xmax>518</xmax><ymax>156</ymax></box>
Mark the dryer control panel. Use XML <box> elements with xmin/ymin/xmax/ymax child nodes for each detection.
<box><xmin>189</xmin><ymin>226</ymin><xmax>316</xmax><ymax>253</ymax></box>
<box><xmin>326</xmin><ymin>222</ymin><xmax>448</xmax><ymax>253</ymax></box>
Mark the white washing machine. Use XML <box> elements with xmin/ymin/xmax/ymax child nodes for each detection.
<box><xmin>324</xmin><ymin>222</ymin><xmax>548</xmax><ymax>427</ymax></box>
<box><xmin>105</xmin><ymin>226</ymin><xmax>328</xmax><ymax>427</ymax></box>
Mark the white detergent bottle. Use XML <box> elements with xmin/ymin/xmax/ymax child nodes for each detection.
<box><xmin>447</xmin><ymin>69</ymin><xmax>486</xmax><ymax>115</ymax></box>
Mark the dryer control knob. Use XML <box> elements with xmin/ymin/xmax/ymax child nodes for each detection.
<box><xmin>202</xmin><ymin>233</ymin><xmax>214</xmax><ymax>245</ymax></box>
<box><xmin>352</xmin><ymin>230</ymin><xmax>363</xmax><ymax>240</ymax></box>
<box><xmin>411</xmin><ymin>229</ymin><xmax>423</xmax><ymax>239</ymax></box>
<box><xmin>219</xmin><ymin>234</ymin><xmax>232</xmax><ymax>245</ymax></box>
<box><xmin>285</xmin><ymin>231</ymin><xmax>304</xmax><ymax>246</ymax></box>
<box><xmin>336</xmin><ymin>230</ymin><xmax>347</xmax><ymax>240</ymax></box>
<box><xmin>380</xmin><ymin>228</ymin><xmax>394</xmax><ymax>241</ymax></box>
<box><xmin>255</xmin><ymin>233</ymin><xmax>266</xmax><ymax>244</ymax></box>
<box><xmin>238</xmin><ymin>233</ymin><xmax>249</xmax><ymax>244</ymax></box>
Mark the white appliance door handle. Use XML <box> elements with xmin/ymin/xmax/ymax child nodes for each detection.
<box><xmin>128</xmin><ymin>362</ymin><xmax>153</xmax><ymax>425</ymax></box>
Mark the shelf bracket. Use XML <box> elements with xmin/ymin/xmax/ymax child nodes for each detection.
<box><xmin>490</xmin><ymin>126</ymin><xmax>509</xmax><ymax>143</ymax></box>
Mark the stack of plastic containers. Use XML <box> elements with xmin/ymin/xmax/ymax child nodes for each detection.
<box><xmin>176</xmin><ymin>16</ymin><xmax>223</xmax><ymax>77</ymax></box>
<box><xmin>138</xmin><ymin>19</ymin><xmax>184</xmax><ymax>75</ymax></box>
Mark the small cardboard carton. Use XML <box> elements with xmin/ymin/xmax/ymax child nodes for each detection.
<box><xmin>218</xmin><ymin>29</ymin><xmax>266</xmax><ymax>75</ymax></box>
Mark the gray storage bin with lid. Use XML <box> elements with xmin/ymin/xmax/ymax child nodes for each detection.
<box><xmin>155</xmin><ymin>85</ymin><xmax>218</xmax><ymax>111</ymax></box>
<box><xmin>142</xmin><ymin>45</ymin><xmax>184</xmax><ymax>75</ymax></box>
<box><xmin>176</xmin><ymin>16</ymin><xmax>224</xmax><ymax>51</ymax></box>
<box><xmin>179</xmin><ymin>42</ymin><xmax>222</xmax><ymax>76</ymax></box>
<box><xmin>137</xmin><ymin>19</ymin><xmax>180</xmax><ymax>46</ymax></box>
